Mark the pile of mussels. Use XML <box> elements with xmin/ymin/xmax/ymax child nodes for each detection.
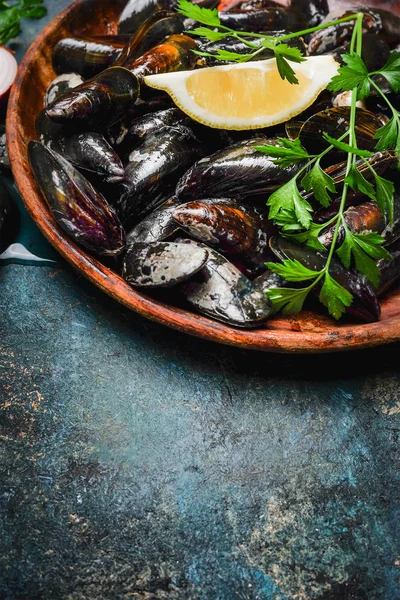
<box><xmin>29</xmin><ymin>0</ymin><xmax>400</xmax><ymax>328</ymax></box>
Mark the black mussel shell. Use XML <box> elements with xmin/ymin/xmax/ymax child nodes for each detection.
<box><xmin>52</xmin><ymin>37</ymin><xmax>127</xmax><ymax>79</ymax></box>
<box><xmin>172</xmin><ymin>200</ymin><xmax>273</xmax><ymax>258</ymax></box>
<box><xmin>176</xmin><ymin>138</ymin><xmax>304</xmax><ymax>201</ymax></box>
<box><xmin>45</xmin><ymin>73</ymin><xmax>85</xmax><ymax>108</ymax></box>
<box><xmin>328</xmin><ymin>34</ymin><xmax>390</xmax><ymax>74</ymax></box>
<box><xmin>182</xmin><ymin>246</ymin><xmax>273</xmax><ymax>327</ymax></box>
<box><xmin>117</xmin><ymin>10</ymin><xmax>184</xmax><ymax>66</ymax></box>
<box><xmin>122</xmin><ymin>239</ymin><xmax>209</xmax><ymax>287</ymax></box>
<box><xmin>115</xmin><ymin>124</ymin><xmax>207</xmax><ymax>227</ymax></box>
<box><xmin>0</xmin><ymin>124</ymin><xmax>9</xmax><ymax>172</ymax></box>
<box><xmin>318</xmin><ymin>202</ymin><xmax>385</xmax><ymax>250</ymax></box>
<box><xmin>377</xmin><ymin>239</ymin><xmax>400</xmax><ymax>297</ymax></box>
<box><xmin>0</xmin><ymin>181</ymin><xmax>19</xmax><ymax>251</ymax></box>
<box><xmin>126</xmin><ymin>196</ymin><xmax>181</xmax><ymax>244</ymax></box>
<box><xmin>218</xmin><ymin>8</ymin><xmax>307</xmax><ymax>32</ymax></box>
<box><xmin>118</xmin><ymin>0</ymin><xmax>218</xmax><ymax>34</ymax></box>
<box><xmin>299</xmin><ymin>107</ymin><xmax>383</xmax><ymax>158</ymax></box>
<box><xmin>291</xmin><ymin>0</ymin><xmax>329</xmax><ymax>27</ymax></box>
<box><xmin>28</xmin><ymin>142</ymin><xmax>126</xmax><ymax>256</ymax></box>
<box><xmin>46</xmin><ymin>66</ymin><xmax>140</xmax><ymax>129</ymax></box>
<box><xmin>123</xmin><ymin>34</ymin><xmax>198</xmax><ymax>81</ymax></box>
<box><xmin>269</xmin><ymin>236</ymin><xmax>381</xmax><ymax>323</ymax></box>
<box><xmin>252</xmin><ymin>268</ymin><xmax>288</xmax><ymax>294</ymax></box>
<box><xmin>59</xmin><ymin>133</ymin><xmax>125</xmax><ymax>183</ymax></box>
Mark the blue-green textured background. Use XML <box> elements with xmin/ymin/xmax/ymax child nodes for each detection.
<box><xmin>0</xmin><ymin>3</ymin><xmax>400</xmax><ymax>598</ymax></box>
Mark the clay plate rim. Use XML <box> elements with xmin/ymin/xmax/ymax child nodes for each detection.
<box><xmin>6</xmin><ymin>0</ymin><xmax>400</xmax><ymax>353</ymax></box>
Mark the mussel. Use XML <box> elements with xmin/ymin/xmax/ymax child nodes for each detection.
<box><xmin>182</xmin><ymin>246</ymin><xmax>273</xmax><ymax>327</ymax></box>
<box><xmin>176</xmin><ymin>138</ymin><xmax>304</xmax><ymax>201</ymax></box>
<box><xmin>230</xmin><ymin>0</ymin><xmax>328</xmax><ymax>27</ymax></box>
<box><xmin>0</xmin><ymin>180</ymin><xmax>19</xmax><ymax>252</ymax></box>
<box><xmin>218</xmin><ymin>8</ymin><xmax>307</xmax><ymax>32</ymax></box>
<box><xmin>52</xmin><ymin>36</ymin><xmax>129</xmax><ymax>79</ymax></box>
<box><xmin>0</xmin><ymin>124</ymin><xmax>9</xmax><ymax>172</ymax></box>
<box><xmin>118</xmin><ymin>0</ymin><xmax>218</xmax><ymax>34</ymax></box>
<box><xmin>318</xmin><ymin>202</ymin><xmax>385</xmax><ymax>250</ymax></box>
<box><xmin>116</xmin><ymin>11</ymin><xmax>184</xmax><ymax>66</ymax></box>
<box><xmin>377</xmin><ymin>239</ymin><xmax>400</xmax><ymax>297</ymax></box>
<box><xmin>126</xmin><ymin>196</ymin><xmax>181</xmax><ymax>244</ymax></box>
<box><xmin>28</xmin><ymin>142</ymin><xmax>126</xmax><ymax>256</ymax></box>
<box><xmin>327</xmin><ymin>34</ymin><xmax>391</xmax><ymax>74</ymax></box>
<box><xmin>269</xmin><ymin>236</ymin><xmax>381</xmax><ymax>322</ymax></box>
<box><xmin>45</xmin><ymin>73</ymin><xmax>85</xmax><ymax>107</ymax></box>
<box><xmin>114</xmin><ymin>124</ymin><xmax>207</xmax><ymax>227</ymax></box>
<box><xmin>172</xmin><ymin>200</ymin><xmax>275</xmax><ymax>268</ymax></box>
<box><xmin>46</xmin><ymin>66</ymin><xmax>140</xmax><ymax>129</ymax></box>
<box><xmin>123</xmin><ymin>239</ymin><xmax>209</xmax><ymax>287</ymax></box>
<box><xmin>299</xmin><ymin>107</ymin><xmax>385</xmax><ymax>159</ymax></box>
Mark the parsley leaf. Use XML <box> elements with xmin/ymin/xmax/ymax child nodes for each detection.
<box><xmin>267</xmin><ymin>178</ymin><xmax>313</xmax><ymax>229</ymax></box>
<box><xmin>319</xmin><ymin>273</ymin><xmax>353</xmax><ymax>320</ymax></box>
<box><xmin>336</xmin><ymin>229</ymin><xmax>391</xmax><ymax>287</ymax></box>
<box><xmin>344</xmin><ymin>164</ymin><xmax>376</xmax><ymax>200</ymax></box>
<box><xmin>284</xmin><ymin>222</ymin><xmax>329</xmax><ymax>251</ymax></box>
<box><xmin>374</xmin><ymin>115</ymin><xmax>400</xmax><ymax>153</ymax></box>
<box><xmin>189</xmin><ymin>27</ymin><xmax>226</xmax><ymax>42</ymax></box>
<box><xmin>255</xmin><ymin>137</ymin><xmax>310</xmax><ymax>168</ymax></box>
<box><xmin>176</xmin><ymin>0</ymin><xmax>220</xmax><ymax>27</ymax></box>
<box><xmin>266</xmin><ymin>259</ymin><xmax>319</xmax><ymax>282</ymax></box>
<box><xmin>374</xmin><ymin>172</ymin><xmax>395</xmax><ymax>226</ymax></box>
<box><xmin>322</xmin><ymin>133</ymin><xmax>374</xmax><ymax>158</ymax></box>
<box><xmin>301</xmin><ymin>159</ymin><xmax>336</xmax><ymax>207</ymax></box>
<box><xmin>326</xmin><ymin>53</ymin><xmax>369</xmax><ymax>96</ymax></box>
<box><xmin>266</xmin><ymin>287</ymin><xmax>311</xmax><ymax>316</ymax></box>
<box><xmin>0</xmin><ymin>0</ymin><xmax>46</xmax><ymax>44</ymax></box>
<box><xmin>275</xmin><ymin>54</ymin><xmax>299</xmax><ymax>85</ymax></box>
<box><xmin>274</xmin><ymin>43</ymin><xmax>306</xmax><ymax>64</ymax></box>
<box><xmin>374</xmin><ymin>50</ymin><xmax>400</xmax><ymax>93</ymax></box>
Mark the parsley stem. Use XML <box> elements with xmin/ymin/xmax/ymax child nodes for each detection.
<box><xmin>369</xmin><ymin>78</ymin><xmax>399</xmax><ymax>117</ymax></box>
<box><xmin>274</xmin><ymin>14</ymin><xmax>364</xmax><ymax>44</ymax></box>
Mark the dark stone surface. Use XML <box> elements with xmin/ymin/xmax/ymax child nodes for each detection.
<box><xmin>1</xmin><ymin>3</ymin><xmax>400</xmax><ymax>599</ymax></box>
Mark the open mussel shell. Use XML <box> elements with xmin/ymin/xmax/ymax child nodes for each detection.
<box><xmin>318</xmin><ymin>202</ymin><xmax>385</xmax><ymax>250</ymax></box>
<box><xmin>45</xmin><ymin>73</ymin><xmax>85</xmax><ymax>107</ymax></box>
<box><xmin>172</xmin><ymin>200</ymin><xmax>273</xmax><ymax>259</ymax></box>
<box><xmin>123</xmin><ymin>34</ymin><xmax>198</xmax><ymax>81</ymax></box>
<box><xmin>123</xmin><ymin>239</ymin><xmax>209</xmax><ymax>287</ymax></box>
<box><xmin>176</xmin><ymin>138</ymin><xmax>304</xmax><ymax>201</ymax></box>
<box><xmin>117</xmin><ymin>10</ymin><xmax>184</xmax><ymax>66</ymax></box>
<box><xmin>118</xmin><ymin>0</ymin><xmax>218</xmax><ymax>34</ymax></box>
<box><xmin>182</xmin><ymin>246</ymin><xmax>273</xmax><ymax>327</ymax></box>
<box><xmin>28</xmin><ymin>142</ymin><xmax>126</xmax><ymax>256</ymax></box>
<box><xmin>269</xmin><ymin>237</ymin><xmax>381</xmax><ymax>323</ymax></box>
<box><xmin>299</xmin><ymin>107</ymin><xmax>383</xmax><ymax>158</ymax></box>
<box><xmin>218</xmin><ymin>8</ymin><xmax>307</xmax><ymax>32</ymax></box>
<box><xmin>52</xmin><ymin>36</ymin><xmax>127</xmax><ymax>79</ymax></box>
<box><xmin>46</xmin><ymin>66</ymin><xmax>140</xmax><ymax>129</ymax></box>
<box><xmin>116</xmin><ymin>124</ymin><xmax>207</xmax><ymax>228</ymax></box>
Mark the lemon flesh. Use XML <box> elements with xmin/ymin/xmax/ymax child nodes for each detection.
<box><xmin>144</xmin><ymin>56</ymin><xmax>339</xmax><ymax>130</ymax></box>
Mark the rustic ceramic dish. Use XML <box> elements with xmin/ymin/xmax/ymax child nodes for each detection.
<box><xmin>7</xmin><ymin>0</ymin><xmax>400</xmax><ymax>352</ymax></box>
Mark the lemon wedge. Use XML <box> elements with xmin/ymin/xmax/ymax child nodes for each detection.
<box><xmin>144</xmin><ymin>56</ymin><xmax>339</xmax><ymax>130</ymax></box>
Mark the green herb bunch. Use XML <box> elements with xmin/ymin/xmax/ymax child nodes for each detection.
<box><xmin>176</xmin><ymin>1</ymin><xmax>400</xmax><ymax>320</ymax></box>
<box><xmin>0</xmin><ymin>0</ymin><xmax>46</xmax><ymax>44</ymax></box>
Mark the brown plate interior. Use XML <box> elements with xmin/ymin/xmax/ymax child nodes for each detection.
<box><xmin>6</xmin><ymin>0</ymin><xmax>400</xmax><ymax>353</ymax></box>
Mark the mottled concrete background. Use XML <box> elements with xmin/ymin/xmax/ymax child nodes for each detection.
<box><xmin>1</xmin><ymin>3</ymin><xmax>400</xmax><ymax>599</ymax></box>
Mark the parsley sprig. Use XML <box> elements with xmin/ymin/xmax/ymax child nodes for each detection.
<box><xmin>259</xmin><ymin>13</ymin><xmax>397</xmax><ymax>319</ymax></box>
<box><xmin>0</xmin><ymin>0</ymin><xmax>46</xmax><ymax>44</ymax></box>
<box><xmin>177</xmin><ymin>0</ymin><xmax>364</xmax><ymax>85</ymax></box>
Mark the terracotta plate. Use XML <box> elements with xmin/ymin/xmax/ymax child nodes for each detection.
<box><xmin>7</xmin><ymin>0</ymin><xmax>400</xmax><ymax>353</ymax></box>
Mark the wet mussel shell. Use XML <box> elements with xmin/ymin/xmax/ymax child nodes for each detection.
<box><xmin>176</xmin><ymin>138</ymin><xmax>304</xmax><ymax>201</ymax></box>
<box><xmin>28</xmin><ymin>141</ymin><xmax>126</xmax><ymax>256</ymax></box>
<box><xmin>116</xmin><ymin>10</ymin><xmax>184</xmax><ymax>66</ymax></box>
<box><xmin>122</xmin><ymin>239</ymin><xmax>209</xmax><ymax>287</ymax></box>
<box><xmin>218</xmin><ymin>8</ymin><xmax>307</xmax><ymax>32</ymax></box>
<box><xmin>60</xmin><ymin>133</ymin><xmax>125</xmax><ymax>183</ymax></box>
<box><xmin>182</xmin><ymin>247</ymin><xmax>273</xmax><ymax>327</ymax></box>
<box><xmin>45</xmin><ymin>73</ymin><xmax>85</xmax><ymax>107</ymax></box>
<box><xmin>117</xmin><ymin>124</ymin><xmax>207</xmax><ymax>228</ymax></box>
<box><xmin>46</xmin><ymin>66</ymin><xmax>140</xmax><ymax>129</ymax></box>
<box><xmin>299</xmin><ymin>107</ymin><xmax>384</xmax><ymax>158</ymax></box>
<box><xmin>318</xmin><ymin>202</ymin><xmax>385</xmax><ymax>250</ymax></box>
<box><xmin>52</xmin><ymin>37</ymin><xmax>127</xmax><ymax>79</ymax></box>
<box><xmin>126</xmin><ymin>196</ymin><xmax>181</xmax><ymax>244</ymax></box>
<box><xmin>269</xmin><ymin>236</ymin><xmax>381</xmax><ymax>323</ymax></box>
<box><xmin>0</xmin><ymin>182</ymin><xmax>19</xmax><ymax>252</ymax></box>
<box><xmin>0</xmin><ymin>124</ymin><xmax>9</xmax><ymax>172</ymax></box>
<box><xmin>377</xmin><ymin>239</ymin><xmax>400</xmax><ymax>297</ymax></box>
